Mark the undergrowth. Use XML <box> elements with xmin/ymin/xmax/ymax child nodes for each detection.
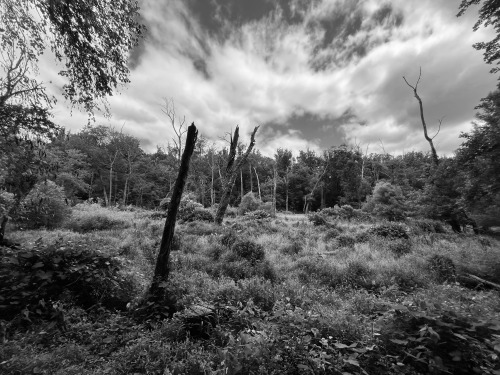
<box><xmin>2</xmin><ymin>205</ymin><xmax>500</xmax><ymax>374</ymax></box>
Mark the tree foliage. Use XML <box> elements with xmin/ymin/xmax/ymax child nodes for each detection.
<box><xmin>458</xmin><ymin>0</ymin><xmax>500</xmax><ymax>75</ymax></box>
<box><xmin>0</xmin><ymin>0</ymin><xmax>145</xmax><ymax>113</ymax></box>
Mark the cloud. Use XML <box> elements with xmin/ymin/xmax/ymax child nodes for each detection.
<box><xmin>38</xmin><ymin>0</ymin><xmax>496</xmax><ymax>157</ymax></box>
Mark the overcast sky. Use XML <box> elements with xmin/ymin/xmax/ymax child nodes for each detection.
<box><xmin>43</xmin><ymin>0</ymin><xmax>496</xmax><ymax>157</ymax></box>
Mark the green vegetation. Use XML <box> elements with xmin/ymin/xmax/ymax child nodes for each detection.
<box><xmin>1</xmin><ymin>205</ymin><xmax>500</xmax><ymax>374</ymax></box>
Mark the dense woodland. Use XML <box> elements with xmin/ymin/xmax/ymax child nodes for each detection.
<box><xmin>1</xmin><ymin>1</ymin><xmax>500</xmax><ymax>374</ymax></box>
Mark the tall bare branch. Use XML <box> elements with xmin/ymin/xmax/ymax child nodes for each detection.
<box><xmin>403</xmin><ymin>67</ymin><xmax>439</xmax><ymax>166</ymax></box>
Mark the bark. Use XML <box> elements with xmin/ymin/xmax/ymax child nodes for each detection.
<box><xmin>273</xmin><ymin>165</ymin><xmax>277</xmax><ymax>215</ymax></box>
<box><xmin>0</xmin><ymin>215</ymin><xmax>8</xmax><ymax>243</ymax></box>
<box><xmin>403</xmin><ymin>68</ymin><xmax>439</xmax><ymax>167</ymax></box>
<box><xmin>151</xmin><ymin>123</ymin><xmax>198</xmax><ymax>291</ymax></box>
<box><xmin>240</xmin><ymin>168</ymin><xmax>244</xmax><ymax>204</ymax></box>
<box><xmin>253</xmin><ymin>166</ymin><xmax>261</xmax><ymax>201</ymax></box>
<box><xmin>215</xmin><ymin>126</ymin><xmax>259</xmax><ymax>224</ymax></box>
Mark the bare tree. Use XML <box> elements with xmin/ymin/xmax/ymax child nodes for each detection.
<box><xmin>403</xmin><ymin>68</ymin><xmax>440</xmax><ymax>167</ymax></box>
<box><xmin>151</xmin><ymin>123</ymin><xmax>198</xmax><ymax>295</ymax></box>
<box><xmin>161</xmin><ymin>98</ymin><xmax>187</xmax><ymax>163</ymax></box>
<box><xmin>0</xmin><ymin>43</ymin><xmax>52</xmax><ymax>108</ymax></box>
<box><xmin>215</xmin><ymin>125</ymin><xmax>259</xmax><ymax>224</ymax></box>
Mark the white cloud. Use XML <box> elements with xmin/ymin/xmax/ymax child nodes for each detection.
<box><xmin>38</xmin><ymin>0</ymin><xmax>496</xmax><ymax>157</ymax></box>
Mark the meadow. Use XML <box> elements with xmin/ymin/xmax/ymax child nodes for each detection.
<box><xmin>1</xmin><ymin>203</ymin><xmax>500</xmax><ymax>374</ymax></box>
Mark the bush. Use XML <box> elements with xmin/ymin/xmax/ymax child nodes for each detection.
<box><xmin>354</xmin><ymin>231</ymin><xmax>370</xmax><ymax>243</ymax></box>
<box><xmin>323</xmin><ymin>228</ymin><xmax>341</xmax><ymax>241</ymax></box>
<box><xmin>363</xmin><ymin>181</ymin><xmax>407</xmax><ymax>221</ymax></box>
<box><xmin>220</xmin><ymin>230</ymin><xmax>238</xmax><ymax>248</ymax></box>
<box><xmin>337</xmin><ymin>234</ymin><xmax>356</xmax><ymax>248</ymax></box>
<box><xmin>183</xmin><ymin>207</ymin><xmax>214</xmax><ymax>223</ymax></box>
<box><xmin>308</xmin><ymin>212</ymin><xmax>327</xmax><ymax>226</ymax></box>
<box><xmin>245</xmin><ymin>209</ymin><xmax>270</xmax><ymax>220</ymax></box>
<box><xmin>0</xmin><ymin>241</ymin><xmax>139</xmax><ymax>320</ymax></box>
<box><xmin>18</xmin><ymin>181</ymin><xmax>70</xmax><ymax>229</ymax></box>
<box><xmin>160</xmin><ymin>194</ymin><xmax>203</xmax><ymax>221</ymax></box>
<box><xmin>319</xmin><ymin>207</ymin><xmax>338</xmax><ymax>218</ymax></box>
<box><xmin>427</xmin><ymin>254</ymin><xmax>456</xmax><ymax>282</ymax></box>
<box><xmin>238</xmin><ymin>192</ymin><xmax>261</xmax><ymax>215</ymax></box>
<box><xmin>410</xmin><ymin>219</ymin><xmax>446</xmax><ymax>234</ymax></box>
<box><xmin>279</xmin><ymin>240</ymin><xmax>303</xmax><ymax>255</ymax></box>
<box><xmin>337</xmin><ymin>205</ymin><xmax>355</xmax><ymax>221</ymax></box>
<box><xmin>369</xmin><ymin>223</ymin><xmax>409</xmax><ymax>240</ymax></box>
<box><xmin>0</xmin><ymin>190</ymin><xmax>15</xmax><ymax>217</ymax></box>
<box><xmin>231</xmin><ymin>240</ymin><xmax>265</xmax><ymax>264</ymax></box>
<box><xmin>65</xmin><ymin>204</ymin><xmax>130</xmax><ymax>232</ymax></box>
<box><xmin>388</xmin><ymin>239</ymin><xmax>412</xmax><ymax>256</ymax></box>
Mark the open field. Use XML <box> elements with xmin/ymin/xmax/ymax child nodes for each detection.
<box><xmin>2</xmin><ymin>205</ymin><xmax>500</xmax><ymax>374</ymax></box>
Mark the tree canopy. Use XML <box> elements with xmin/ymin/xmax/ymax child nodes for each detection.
<box><xmin>0</xmin><ymin>0</ymin><xmax>145</xmax><ymax>113</ymax></box>
<box><xmin>458</xmin><ymin>0</ymin><xmax>500</xmax><ymax>76</ymax></box>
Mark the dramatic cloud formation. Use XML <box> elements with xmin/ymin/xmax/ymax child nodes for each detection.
<box><xmin>44</xmin><ymin>0</ymin><xmax>496</xmax><ymax>156</ymax></box>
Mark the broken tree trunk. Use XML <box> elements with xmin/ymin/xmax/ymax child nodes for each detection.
<box><xmin>253</xmin><ymin>166</ymin><xmax>262</xmax><ymax>201</ymax></box>
<box><xmin>150</xmin><ymin>123</ymin><xmax>198</xmax><ymax>294</ymax></box>
<box><xmin>215</xmin><ymin>126</ymin><xmax>259</xmax><ymax>225</ymax></box>
<box><xmin>403</xmin><ymin>68</ymin><xmax>440</xmax><ymax>167</ymax></box>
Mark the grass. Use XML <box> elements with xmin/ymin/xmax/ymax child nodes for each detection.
<box><xmin>2</xmin><ymin>205</ymin><xmax>500</xmax><ymax>374</ymax></box>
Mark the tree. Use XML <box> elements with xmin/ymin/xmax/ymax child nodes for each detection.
<box><xmin>275</xmin><ymin>148</ymin><xmax>293</xmax><ymax>212</ymax></box>
<box><xmin>161</xmin><ymin>98</ymin><xmax>187</xmax><ymax>163</ymax></box>
<box><xmin>215</xmin><ymin>125</ymin><xmax>259</xmax><ymax>224</ymax></box>
<box><xmin>458</xmin><ymin>0</ymin><xmax>500</xmax><ymax>76</ymax></box>
<box><xmin>151</xmin><ymin>123</ymin><xmax>198</xmax><ymax>297</ymax></box>
<box><xmin>0</xmin><ymin>0</ymin><xmax>145</xmax><ymax>113</ymax></box>
<box><xmin>403</xmin><ymin>68</ymin><xmax>440</xmax><ymax>167</ymax></box>
<box><xmin>456</xmin><ymin>89</ymin><xmax>500</xmax><ymax>227</ymax></box>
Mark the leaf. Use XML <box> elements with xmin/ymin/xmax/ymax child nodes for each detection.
<box><xmin>494</xmin><ymin>344</ymin><xmax>500</xmax><ymax>353</ymax></box>
<box><xmin>344</xmin><ymin>358</ymin><xmax>360</xmax><ymax>367</ymax></box>
<box><xmin>32</xmin><ymin>262</ymin><xmax>44</xmax><ymax>269</ymax></box>
<box><xmin>297</xmin><ymin>364</ymin><xmax>310</xmax><ymax>371</ymax></box>
<box><xmin>453</xmin><ymin>333</ymin><xmax>467</xmax><ymax>340</ymax></box>
<box><xmin>334</xmin><ymin>342</ymin><xmax>350</xmax><ymax>349</ymax></box>
<box><xmin>390</xmin><ymin>339</ymin><xmax>408</xmax><ymax>345</ymax></box>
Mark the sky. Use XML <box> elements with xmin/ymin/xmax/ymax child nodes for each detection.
<box><xmin>42</xmin><ymin>0</ymin><xmax>497</xmax><ymax>157</ymax></box>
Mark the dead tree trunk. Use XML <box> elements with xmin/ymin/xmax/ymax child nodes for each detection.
<box><xmin>253</xmin><ymin>166</ymin><xmax>262</xmax><ymax>201</ymax></box>
<box><xmin>215</xmin><ymin>126</ymin><xmax>259</xmax><ymax>224</ymax></box>
<box><xmin>150</xmin><ymin>123</ymin><xmax>198</xmax><ymax>294</ymax></box>
<box><xmin>403</xmin><ymin>68</ymin><xmax>440</xmax><ymax>167</ymax></box>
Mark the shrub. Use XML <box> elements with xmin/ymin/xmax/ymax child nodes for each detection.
<box><xmin>369</xmin><ymin>223</ymin><xmax>409</xmax><ymax>240</ymax></box>
<box><xmin>308</xmin><ymin>212</ymin><xmax>327</xmax><ymax>226</ymax></box>
<box><xmin>183</xmin><ymin>207</ymin><xmax>214</xmax><ymax>223</ymax></box>
<box><xmin>18</xmin><ymin>181</ymin><xmax>70</xmax><ymax>229</ymax></box>
<box><xmin>342</xmin><ymin>261</ymin><xmax>373</xmax><ymax>288</ymax></box>
<box><xmin>323</xmin><ymin>228</ymin><xmax>341</xmax><ymax>241</ymax></box>
<box><xmin>337</xmin><ymin>234</ymin><xmax>356</xmax><ymax>248</ymax></box>
<box><xmin>279</xmin><ymin>240</ymin><xmax>303</xmax><ymax>255</ymax></box>
<box><xmin>207</xmin><ymin>243</ymin><xmax>226</xmax><ymax>261</ymax></box>
<box><xmin>319</xmin><ymin>207</ymin><xmax>338</xmax><ymax>218</ymax></box>
<box><xmin>65</xmin><ymin>204</ymin><xmax>130</xmax><ymax>232</ymax></box>
<box><xmin>245</xmin><ymin>209</ymin><xmax>270</xmax><ymax>220</ymax></box>
<box><xmin>410</xmin><ymin>219</ymin><xmax>446</xmax><ymax>234</ymax></box>
<box><xmin>337</xmin><ymin>205</ymin><xmax>355</xmax><ymax>221</ymax></box>
<box><xmin>258</xmin><ymin>201</ymin><xmax>273</xmax><ymax>213</ymax></box>
<box><xmin>217</xmin><ymin>256</ymin><xmax>276</xmax><ymax>282</ymax></box>
<box><xmin>427</xmin><ymin>254</ymin><xmax>456</xmax><ymax>282</ymax></box>
<box><xmin>0</xmin><ymin>241</ymin><xmax>139</xmax><ymax>320</ymax></box>
<box><xmin>388</xmin><ymin>239</ymin><xmax>412</xmax><ymax>256</ymax></box>
<box><xmin>231</xmin><ymin>240</ymin><xmax>265</xmax><ymax>264</ymax></box>
<box><xmin>0</xmin><ymin>190</ymin><xmax>15</xmax><ymax>217</ymax></box>
<box><xmin>354</xmin><ymin>231</ymin><xmax>370</xmax><ymax>243</ymax></box>
<box><xmin>238</xmin><ymin>192</ymin><xmax>261</xmax><ymax>215</ymax></box>
<box><xmin>363</xmin><ymin>181</ymin><xmax>407</xmax><ymax>221</ymax></box>
<box><xmin>220</xmin><ymin>230</ymin><xmax>238</xmax><ymax>248</ymax></box>
<box><xmin>160</xmin><ymin>194</ymin><xmax>203</xmax><ymax>221</ymax></box>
